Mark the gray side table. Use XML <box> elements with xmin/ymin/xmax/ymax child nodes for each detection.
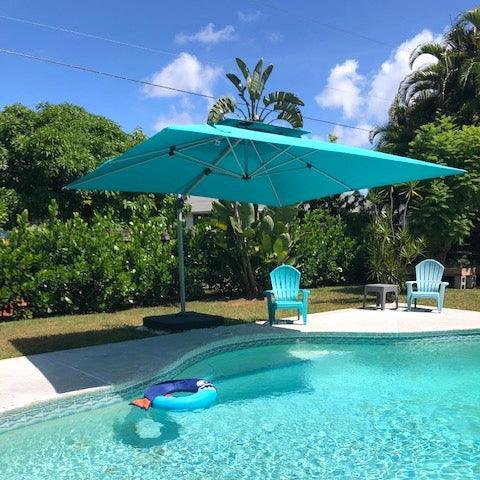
<box><xmin>363</xmin><ymin>284</ymin><xmax>399</xmax><ymax>310</ymax></box>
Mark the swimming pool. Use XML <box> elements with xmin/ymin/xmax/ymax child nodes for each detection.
<box><xmin>1</xmin><ymin>335</ymin><xmax>479</xmax><ymax>479</ymax></box>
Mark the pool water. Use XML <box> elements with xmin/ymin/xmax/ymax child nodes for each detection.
<box><xmin>1</xmin><ymin>337</ymin><xmax>480</xmax><ymax>479</ymax></box>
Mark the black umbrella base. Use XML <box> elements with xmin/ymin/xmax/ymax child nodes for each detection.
<box><xmin>143</xmin><ymin>311</ymin><xmax>226</xmax><ymax>332</ymax></box>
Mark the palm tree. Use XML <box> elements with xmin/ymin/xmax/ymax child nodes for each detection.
<box><xmin>372</xmin><ymin>6</ymin><xmax>480</xmax><ymax>152</ymax></box>
<box><xmin>208</xmin><ymin>57</ymin><xmax>304</xmax><ymax>128</ymax></box>
<box><xmin>370</xmin><ymin>97</ymin><xmax>437</xmax><ymax>154</ymax></box>
<box><xmin>397</xmin><ymin>7</ymin><xmax>480</xmax><ymax>125</ymax></box>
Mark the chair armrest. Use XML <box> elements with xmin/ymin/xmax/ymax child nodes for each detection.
<box><xmin>264</xmin><ymin>290</ymin><xmax>275</xmax><ymax>299</ymax></box>
<box><xmin>299</xmin><ymin>289</ymin><xmax>310</xmax><ymax>299</ymax></box>
<box><xmin>439</xmin><ymin>281</ymin><xmax>448</xmax><ymax>293</ymax></box>
<box><xmin>405</xmin><ymin>281</ymin><xmax>417</xmax><ymax>295</ymax></box>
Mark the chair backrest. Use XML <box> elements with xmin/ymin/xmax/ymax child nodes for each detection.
<box><xmin>415</xmin><ymin>259</ymin><xmax>444</xmax><ymax>292</ymax></box>
<box><xmin>270</xmin><ymin>264</ymin><xmax>301</xmax><ymax>301</ymax></box>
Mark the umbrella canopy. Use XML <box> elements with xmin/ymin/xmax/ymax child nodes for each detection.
<box><xmin>66</xmin><ymin>119</ymin><xmax>464</xmax><ymax>313</ymax></box>
<box><xmin>66</xmin><ymin>119</ymin><xmax>463</xmax><ymax>206</ymax></box>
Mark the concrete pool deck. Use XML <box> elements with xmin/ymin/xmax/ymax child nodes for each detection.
<box><xmin>1</xmin><ymin>304</ymin><xmax>480</xmax><ymax>414</ymax></box>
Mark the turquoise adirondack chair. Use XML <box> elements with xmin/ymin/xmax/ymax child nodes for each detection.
<box><xmin>406</xmin><ymin>259</ymin><xmax>449</xmax><ymax>313</ymax></box>
<box><xmin>264</xmin><ymin>265</ymin><xmax>310</xmax><ymax>325</ymax></box>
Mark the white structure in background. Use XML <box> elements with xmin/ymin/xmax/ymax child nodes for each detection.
<box><xmin>185</xmin><ymin>189</ymin><xmax>370</xmax><ymax>228</ymax></box>
<box><xmin>185</xmin><ymin>196</ymin><xmax>216</xmax><ymax>228</ymax></box>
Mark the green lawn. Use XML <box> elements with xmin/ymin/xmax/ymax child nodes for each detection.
<box><xmin>1</xmin><ymin>286</ymin><xmax>479</xmax><ymax>360</ymax></box>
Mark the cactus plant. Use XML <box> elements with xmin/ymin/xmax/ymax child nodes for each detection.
<box><xmin>209</xmin><ymin>200</ymin><xmax>297</xmax><ymax>297</ymax></box>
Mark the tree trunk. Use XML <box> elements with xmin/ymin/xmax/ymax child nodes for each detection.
<box><xmin>435</xmin><ymin>238</ymin><xmax>453</xmax><ymax>265</ymax></box>
<box><xmin>235</xmin><ymin>235</ymin><xmax>258</xmax><ymax>298</ymax></box>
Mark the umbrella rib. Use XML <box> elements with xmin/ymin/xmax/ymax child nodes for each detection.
<box><xmin>109</xmin><ymin>137</ymin><xmax>219</xmax><ymax>166</ymax></box>
<box><xmin>66</xmin><ymin>137</ymin><xmax>219</xmax><ymax>188</ymax></box>
<box><xmin>183</xmin><ymin>139</ymin><xmax>242</xmax><ymax>195</ymax></box>
<box><xmin>174</xmin><ymin>151</ymin><xmax>243</xmax><ymax>179</ymax></box>
<box><xmin>254</xmin><ymin>166</ymin><xmax>311</xmax><ymax>177</ymax></box>
<box><xmin>250</xmin><ymin>149</ymin><xmax>317</xmax><ymax>177</ymax></box>
<box><xmin>248</xmin><ymin>145</ymin><xmax>293</xmax><ymax>177</ymax></box>
<box><xmin>265</xmin><ymin>143</ymin><xmax>353</xmax><ymax>191</ymax></box>
<box><xmin>250</xmin><ymin>140</ymin><xmax>282</xmax><ymax>207</ymax></box>
<box><xmin>226</xmin><ymin>137</ymin><xmax>246</xmax><ymax>176</ymax></box>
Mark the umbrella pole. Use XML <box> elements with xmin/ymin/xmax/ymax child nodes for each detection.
<box><xmin>175</xmin><ymin>195</ymin><xmax>186</xmax><ymax>313</ymax></box>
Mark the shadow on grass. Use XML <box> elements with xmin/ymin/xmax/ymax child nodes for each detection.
<box><xmin>10</xmin><ymin>326</ymin><xmax>153</xmax><ymax>358</ymax></box>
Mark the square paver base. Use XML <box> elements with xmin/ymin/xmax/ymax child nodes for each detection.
<box><xmin>143</xmin><ymin>311</ymin><xmax>226</xmax><ymax>332</ymax></box>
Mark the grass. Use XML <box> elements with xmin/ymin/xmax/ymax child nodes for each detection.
<box><xmin>1</xmin><ymin>285</ymin><xmax>479</xmax><ymax>360</ymax></box>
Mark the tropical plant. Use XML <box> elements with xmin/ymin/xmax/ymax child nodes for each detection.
<box><xmin>367</xmin><ymin>213</ymin><xmax>425</xmax><ymax>287</ymax></box>
<box><xmin>366</xmin><ymin>183</ymin><xmax>425</xmax><ymax>286</ymax></box>
<box><xmin>208</xmin><ymin>201</ymin><xmax>298</xmax><ymax>297</ymax></box>
<box><xmin>401</xmin><ymin>8</ymin><xmax>480</xmax><ymax>120</ymax></box>
<box><xmin>372</xmin><ymin>7</ymin><xmax>480</xmax><ymax>152</ymax></box>
<box><xmin>408</xmin><ymin>117</ymin><xmax>480</xmax><ymax>263</ymax></box>
<box><xmin>208</xmin><ymin>58</ymin><xmax>304</xmax><ymax>127</ymax></box>
<box><xmin>370</xmin><ymin>97</ymin><xmax>438</xmax><ymax>154</ymax></box>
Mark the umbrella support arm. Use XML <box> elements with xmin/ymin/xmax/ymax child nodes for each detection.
<box><xmin>175</xmin><ymin>195</ymin><xmax>186</xmax><ymax>314</ymax></box>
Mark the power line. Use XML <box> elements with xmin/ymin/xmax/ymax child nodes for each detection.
<box><xmin>0</xmin><ymin>46</ymin><xmax>372</xmax><ymax>133</ymax></box>
<box><xmin>0</xmin><ymin>47</ymin><xmax>213</xmax><ymax>99</ymax></box>
<box><xmin>0</xmin><ymin>14</ymin><xmax>180</xmax><ymax>57</ymax></box>
<box><xmin>0</xmin><ymin>12</ymin><xmax>392</xmax><ymax>107</ymax></box>
<box><xmin>248</xmin><ymin>0</ymin><xmax>393</xmax><ymax>48</ymax></box>
<box><xmin>321</xmin><ymin>86</ymin><xmax>391</xmax><ymax>104</ymax></box>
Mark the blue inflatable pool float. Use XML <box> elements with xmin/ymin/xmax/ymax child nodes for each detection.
<box><xmin>130</xmin><ymin>379</ymin><xmax>217</xmax><ymax>411</ymax></box>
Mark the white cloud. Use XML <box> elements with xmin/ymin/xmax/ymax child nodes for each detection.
<box><xmin>238</xmin><ymin>11</ymin><xmax>263</xmax><ymax>22</ymax></box>
<box><xmin>153</xmin><ymin>107</ymin><xmax>194</xmax><ymax>132</ymax></box>
<box><xmin>331</xmin><ymin>123</ymin><xmax>372</xmax><ymax>147</ymax></box>
<box><xmin>175</xmin><ymin>24</ymin><xmax>235</xmax><ymax>45</ymax></box>
<box><xmin>142</xmin><ymin>53</ymin><xmax>222</xmax><ymax>98</ymax></box>
<box><xmin>314</xmin><ymin>30</ymin><xmax>443</xmax><ymax>146</ymax></box>
<box><xmin>267</xmin><ymin>32</ymin><xmax>283</xmax><ymax>44</ymax></box>
<box><xmin>366</xmin><ymin>29</ymin><xmax>442</xmax><ymax>120</ymax></box>
<box><xmin>315</xmin><ymin>59</ymin><xmax>364</xmax><ymax>119</ymax></box>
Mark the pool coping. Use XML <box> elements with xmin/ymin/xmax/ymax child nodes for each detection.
<box><xmin>1</xmin><ymin>327</ymin><xmax>480</xmax><ymax>433</ymax></box>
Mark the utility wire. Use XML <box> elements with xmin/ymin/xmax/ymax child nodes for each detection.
<box><xmin>0</xmin><ymin>47</ymin><xmax>372</xmax><ymax>133</ymax></box>
<box><xmin>248</xmin><ymin>0</ymin><xmax>393</xmax><ymax>48</ymax></box>
<box><xmin>0</xmin><ymin>13</ymin><xmax>391</xmax><ymax>107</ymax></box>
<box><xmin>0</xmin><ymin>14</ymin><xmax>180</xmax><ymax>57</ymax></box>
<box><xmin>320</xmin><ymin>85</ymin><xmax>391</xmax><ymax>104</ymax></box>
<box><xmin>0</xmin><ymin>47</ymin><xmax>213</xmax><ymax>99</ymax></box>
<box><xmin>0</xmin><ymin>13</ymin><xmax>393</xmax><ymax>106</ymax></box>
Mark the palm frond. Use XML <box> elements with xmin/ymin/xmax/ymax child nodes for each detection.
<box><xmin>454</xmin><ymin>7</ymin><xmax>480</xmax><ymax>32</ymax></box>
<box><xmin>207</xmin><ymin>96</ymin><xmax>237</xmax><ymax>124</ymax></box>
<box><xmin>247</xmin><ymin>58</ymin><xmax>264</xmax><ymax>102</ymax></box>
<box><xmin>459</xmin><ymin>59</ymin><xmax>480</xmax><ymax>86</ymax></box>
<box><xmin>235</xmin><ymin>58</ymin><xmax>250</xmax><ymax>82</ymax></box>
<box><xmin>409</xmin><ymin>42</ymin><xmax>444</xmax><ymax>69</ymax></box>
<box><xmin>260</xmin><ymin>64</ymin><xmax>274</xmax><ymax>91</ymax></box>
<box><xmin>226</xmin><ymin>73</ymin><xmax>245</xmax><ymax>94</ymax></box>
<box><xmin>276</xmin><ymin>103</ymin><xmax>303</xmax><ymax>128</ymax></box>
<box><xmin>263</xmin><ymin>91</ymin><xmax>304</xmax><ymax>107</ymax></box>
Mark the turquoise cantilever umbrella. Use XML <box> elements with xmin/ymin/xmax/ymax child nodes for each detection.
<box><xmin>66</xmin><ymin>118</ymin><xmax>464</xmax><ymax>312</ymax></box>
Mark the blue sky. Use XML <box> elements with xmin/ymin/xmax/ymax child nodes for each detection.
<box><xmin>0</xmin><ymin>0</ymin><xmax>478</xmax><ymax>146</ymax></box>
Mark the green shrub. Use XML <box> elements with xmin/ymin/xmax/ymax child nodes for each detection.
<box><xmin>186</xmin><ymin>220</ymin><xmax>241</xmax><ymax>294</ymax></box>
<box><xmin>0</xmin><ymin>200</ymin><xmax>181</xmax><ymax>319</ymax></box>
<box><xmin>14</xmin><ymin>204</ymin><xmax>134</xmax><ymax>316</ymax></box>
<box><xmin>125</xmin><ymin>207</ymin><xmax>176</xmax><ymax>305</ymax></box>
<box><xmin>293</xmin><ymin>209</ymin><xmax>359</xmax><ymax>286</ymax></box>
